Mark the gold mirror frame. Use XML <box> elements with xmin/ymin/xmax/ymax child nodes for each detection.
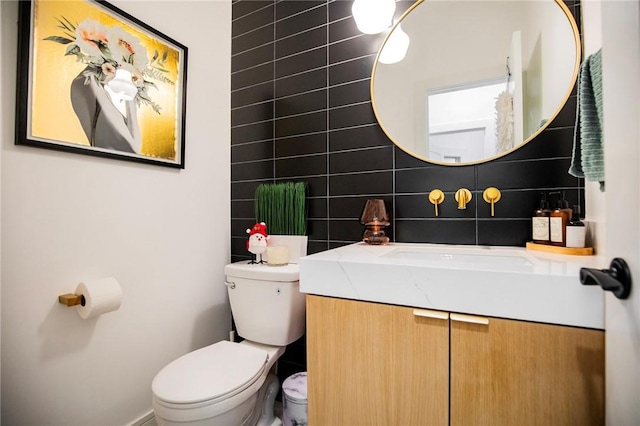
<box><xmin>371</xmin><ymin>0</ymin><xmax>582</xmax><ymax>166</ymax></box>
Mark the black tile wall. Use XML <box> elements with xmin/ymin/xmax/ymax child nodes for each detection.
<box><xmin>231</xmin><ymin>0</ymin><xmax>584</xmax><ymax>386</ymax></box>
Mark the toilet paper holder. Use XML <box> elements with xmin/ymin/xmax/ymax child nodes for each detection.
<box><xmin>58</xmin><ymin>293</ymin><xmax>85</xmax><ymax>307</ymax></box>
<box><xmin>57</xmin><ymin>277</ymin><xmax>122</xmax><ymax>319</ymax></box>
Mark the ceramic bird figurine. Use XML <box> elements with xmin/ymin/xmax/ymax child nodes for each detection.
<box><xmin>246</xmin><ymin>222</ymin><xmax>268</xmax><ymax>264</ymax></box>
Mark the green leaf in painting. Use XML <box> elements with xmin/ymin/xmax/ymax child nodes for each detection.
<box><xmin>60</xmin><ymin>16</ymin><xmax>76</xmax><ymax>31</ymax></box>
<box><xmin>43</xmin><ymin>35</ymin><xmax>73</xmax><ymax>44</ymax></box>
<box><xmin>65</xmin><ymin>44</ymin><xmax>80</xmax><ymax>56</ymax></box>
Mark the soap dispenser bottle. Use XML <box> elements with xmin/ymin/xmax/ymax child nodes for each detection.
<box><xmin>550</xmin><ymin>192</ymin><xmax>571</xmax><ymax>247</ymax></box>
<box><xmin>560</xmin><ymin>192</ymin><xmax>573</xmax><ymax>222</ymax></box>
<box><xmin>532</xmin><ymin>192</ymin><xmax>551</xmax><ymax>244</ymax></box>
<box><xmin>566</xmin><ymin>205</ymin><xmax>586</xmax><ymax>248</ymax></box>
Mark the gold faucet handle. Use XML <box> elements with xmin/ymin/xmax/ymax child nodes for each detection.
<box><xmin>483</xmin><ymin>187</ymin><xmax>501</xmax><ymax>216</ymax></box>
<box><xmin>454</xmin><ymin>188</ymin><xmax>472</xmax><ymax>209</ymax></box>
<box><xmin>428</xmin><ymin>189</ymin><xmax>445</xmax><ymax>217</ymax></box>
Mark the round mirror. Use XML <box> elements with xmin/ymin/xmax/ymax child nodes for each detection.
<box><xmin>371</xmin><ymin>0</ymin><xmax>581</xmax><ymax>165</ymax></box>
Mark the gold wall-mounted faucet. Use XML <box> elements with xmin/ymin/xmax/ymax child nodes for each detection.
<box><xmin>483</xmin><ymin>187</ymin><xmax>501</xmax><ymax>216</ymax></box>
<box><xmin>428</xmin><ymin>189</ymin><xmax>445</xmax><ymax>216</ymax></box>
<box><xmin>455</xmin><ymin>188</ymin><xmax>472</xmax><ymax>209</ymax></box>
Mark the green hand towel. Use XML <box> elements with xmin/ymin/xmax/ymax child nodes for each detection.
<box><xmin>569</xmin><ymin>49</ymin><xmax>605</xmax><ymax>191</ymax></box>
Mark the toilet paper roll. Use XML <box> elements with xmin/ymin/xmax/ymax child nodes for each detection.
<box><xmin>75</xmin><ymin>277</ymin><xmax>123</xmax><ymax>319</ymax></box>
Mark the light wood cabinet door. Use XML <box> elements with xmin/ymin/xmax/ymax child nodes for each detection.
<box><xmin>450</xmin><ymin>316</ymin><xmax>605</xmax><ymax>426</ymax></box>
<box><xmin>306</xmin><ymin>295</ymin><xmax>449</xmax><ymax>426</ymax></box>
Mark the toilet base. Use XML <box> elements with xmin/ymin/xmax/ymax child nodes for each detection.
<box><xmin>155</xmin><ymin>372</ymin><xmax>282</xmax><ymax>426</ymax></box>
<box><xmin>255</xmin><ymin>373</ymin><xmax>282</xmax><ymax>426</ymax></box>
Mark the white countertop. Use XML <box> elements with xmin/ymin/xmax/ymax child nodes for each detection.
<box><xmin>299</xmin><ymin>243</ymin><xmax>605</xmax><ymax>329</ymax></box>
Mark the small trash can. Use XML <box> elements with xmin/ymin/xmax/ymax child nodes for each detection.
<box><xmin>282</xmin><ymin>372</ymin><xmax>307</xmax><ymax>426</ymax></box>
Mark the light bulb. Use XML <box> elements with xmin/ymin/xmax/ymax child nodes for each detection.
<box><xmin>379</xmin><ymin>24</ymin><xmax>410</xmax><ymax>64</ymax></box>
<box><xmin>106</xmin><ymin>68</ymin><xmax>137</xmax><ymax>101</ymax></box>
<box><xmin>352</xmin><ymin>0</ymin><xmax>396</xmax><ymax>34</ymax></box>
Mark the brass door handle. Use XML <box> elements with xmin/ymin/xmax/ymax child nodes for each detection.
<box><xmin>413</xmin><ymin>309</ymin><xmax>449</xmax><ymax>320</ymax></box>
<box><xmin>450</xmin><ymin>313</ymin><xmax>489</xmax><ymax>325</ymax></box>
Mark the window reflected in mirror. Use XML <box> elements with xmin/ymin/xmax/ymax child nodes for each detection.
<box><xmin>427</xmin><ymin>79</ymin><xmax>511</xmax><ymax>163</ymax></box>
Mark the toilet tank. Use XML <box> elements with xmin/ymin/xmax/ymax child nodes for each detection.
<box><xmin>224</xmin><ymin>262</ymin><xmax>306</xmax><ymax>346</ymax></box>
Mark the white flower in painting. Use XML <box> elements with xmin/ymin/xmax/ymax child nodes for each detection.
<box><xmin>101</xmin><ymin>62</ymin><xmax>117</xmax><ymax>83</ymax></box>
<box><xmin>107</xmin><ymin>26</ymin><xmax>149</xmax><ymax>71</ymax></box>
<box><xmin>75</xmin><ymin>19</ymin><xmax>109</xmax><ymax>59</ymax></box>
<box><xmin>46</xmin><ymin>15</ymin><xmax>174</xmax><ymax>114</ymax></box>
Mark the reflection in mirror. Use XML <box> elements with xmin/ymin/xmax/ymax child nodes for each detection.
<box><xmin>371</xmin><ymin>0</ymin><xmax>580</xmax><ymax>165</ymax></box>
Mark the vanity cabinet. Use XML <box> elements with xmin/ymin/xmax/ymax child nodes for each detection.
<box><xmin>306</xmin><ymin>294</ymin><xmax>448</xmax><ymax>425</ymax></box>
<box><xmin>306</xmin><ymin>295</ymin><xmax>604</xmax><ymax>426</ymax></box>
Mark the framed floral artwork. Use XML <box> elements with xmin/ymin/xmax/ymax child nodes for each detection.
<box><xmin>15</xmin><ymin>0</ymin><xmax>188</xmax><ymax>168</ymax></box>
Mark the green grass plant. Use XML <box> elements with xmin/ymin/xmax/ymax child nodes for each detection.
<box><xmin>255</xmin><ymin>182</ymin><xmax>307</xmax><ymax>235</ymax></box>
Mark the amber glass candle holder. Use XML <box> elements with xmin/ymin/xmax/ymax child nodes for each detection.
<box><xmin>360</xmin><ymin>199</ymin><xmax>390</xmax><ymax>245</ymax></box>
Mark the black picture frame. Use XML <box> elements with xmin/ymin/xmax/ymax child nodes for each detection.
<box><xmin>16</xmin><ymin>0</ymin><xmax>188</xmax><ymax>168</ymax></box>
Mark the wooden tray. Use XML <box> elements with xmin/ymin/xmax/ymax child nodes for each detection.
<box><xmin>526</xmin><ymin>242</ymin><xmax>594</xmax><ymax>256</ymax></box>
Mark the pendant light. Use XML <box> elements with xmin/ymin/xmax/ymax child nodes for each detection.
<box><xmin>379</xmin><ymin>24</ymin><xmax>410</xmax><ymax>64</ymax></box>
<box><xmin>351</xmin><ymin>0</ymin><xmax>396</xmax><ymax>34</ymax></box>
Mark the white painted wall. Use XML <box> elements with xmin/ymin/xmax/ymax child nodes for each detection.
<box><xmin>0</xmin><ymin>0</ymin><xmax>4</xmax><ymax>418</ymax></box>
<box><xmin>0</xmin><ymin>1</ymin><xmax>232</xmax><ymax>424</ymax></box>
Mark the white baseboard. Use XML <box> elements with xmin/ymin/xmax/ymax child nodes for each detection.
<box><xmin>127</xmin><ymin>411</ymin><xmax>156</xmax><ymax>426</ymax></box>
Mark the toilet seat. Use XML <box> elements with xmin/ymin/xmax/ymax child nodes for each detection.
<box><xmin>152</xmin><ymin>340</ymin><xmax>268</xmax><ymax>406</ymax></box>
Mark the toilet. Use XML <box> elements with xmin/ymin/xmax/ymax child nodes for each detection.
<box><xmin>152</xmin><ymin>261</ymin><xmax>306</xmax><ymax>426</ymax></box>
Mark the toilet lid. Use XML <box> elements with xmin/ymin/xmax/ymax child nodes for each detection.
<box><xmin>152</xmin><ymin>341</ymin><xmax>268</xmax><ymax>404</ymax></box>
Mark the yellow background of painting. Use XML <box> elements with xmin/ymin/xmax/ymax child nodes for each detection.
<box><xmin>30</xmin><ymin>0</ymin><xmax>182</xmax><ymax>160</ymax></box>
